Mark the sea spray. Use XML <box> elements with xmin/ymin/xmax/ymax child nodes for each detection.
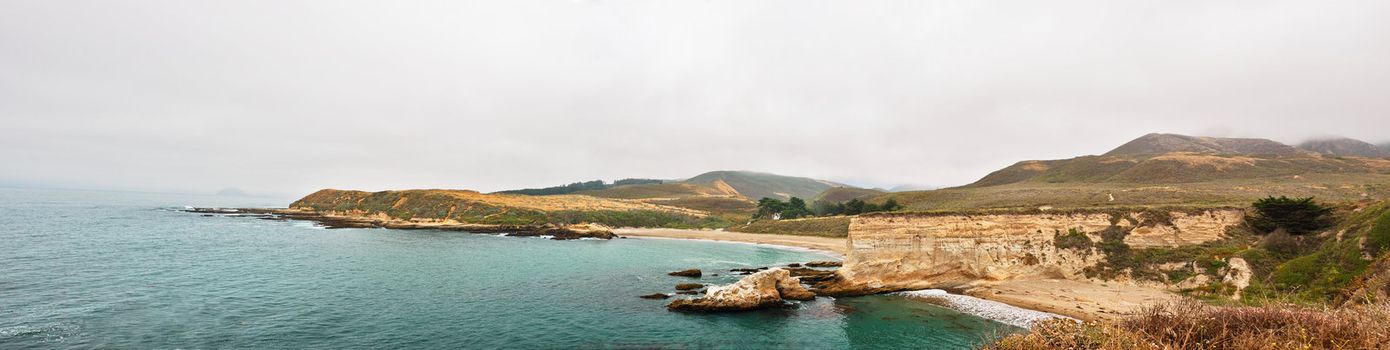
<box><xmin>896</xmin><ymin>289</ymin><xmax>1071</xmax><ymax>328</ymax></box>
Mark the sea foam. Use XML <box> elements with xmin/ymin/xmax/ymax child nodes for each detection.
<box><xmin>896</xmin><ymin>289</ymin><xmax>1071</xmax><ymax>328</ymax></box>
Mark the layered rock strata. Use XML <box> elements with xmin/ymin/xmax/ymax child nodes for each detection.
<box><xmin>817</xmin><ymin>209</ymin><xmax>1245</xmax><ymax>296</ymax></box>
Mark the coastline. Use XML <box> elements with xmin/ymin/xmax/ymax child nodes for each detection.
<box><xmin>613</xmin><ymin>228</ymin><xmax>847</xmax><ymax>256</ymax></box>
<box><xmin>189</xmin><ymin>210</ymin><xmax>1161</xmax><ymax>323</ymax></box>
<box><xmin>610</xmin><ymin>229</ymin><xmax>1177</xmax><ymax>322</ymax></box>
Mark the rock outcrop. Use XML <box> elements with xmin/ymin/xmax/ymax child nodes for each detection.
<box><xmin>1221</xmin><ymin>257</ymin><xmax>1252</xmax><ymax>300</ymax></box>
<box><xmin>817</xmin><ymin>208</ymin><xmax>1245</xmax><ymax>296</ymax></box>
<box><xmin>668</xmin><ymin>268</ymin><xmax>814</xmax><ymax>312</ymax></box>
<box><xmin>668</xmin><ymin>269</ymin><xmax>702</xmax><ymax>277</ymax></box>
<box><xmin>508</xmin><ymin>223</ymin><xmax>617</xmax><ymax>240</ymax></box>
<box><xmin>675</xmin><ymin>283</ymin><xmax>704</xmax><ymax>291</ymax></box>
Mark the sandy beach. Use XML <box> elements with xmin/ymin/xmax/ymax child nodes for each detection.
<box><xmin>614</xmin><ymin>228</ymin><xmax>848</xmax><ymax>256</ymax></box>
<box><xmin>965</xmin><ymin>279</ymin><xmax>1180</xmax><ymax>321</ymax></box>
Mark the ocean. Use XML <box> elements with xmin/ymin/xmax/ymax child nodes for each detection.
<box><xmin>0</xmin><ymin>188</ymin><xmax>1018</xmax><ymax>349</ymax></box>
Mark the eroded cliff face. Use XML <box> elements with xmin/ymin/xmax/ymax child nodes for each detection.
<box><xmin>817</xmin><ymin>209</ymin><xmax>1245</xmax><ymax>295</ymax></box>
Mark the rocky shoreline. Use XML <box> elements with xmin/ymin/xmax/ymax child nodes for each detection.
<box><xmin>183</xmin><ymin>207</ymin><xmax>617</xmax><ymax>240</ymax></box>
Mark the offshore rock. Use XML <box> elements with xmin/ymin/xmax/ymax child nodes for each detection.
<box><xmin>667</xmin><ymin>268</ymin><xmax>813</xmax><ymax>312</ymax></box>
<box><xmin>668</xmin><ymin>269</ymin><xmax>702</xmax><ymax>277</ymax></box>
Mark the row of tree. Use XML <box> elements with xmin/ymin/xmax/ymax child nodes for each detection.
<box><xmin>754</xmin><ymin>197</ymin><xmax>902</xmax><ymax>220</ymax></box>
<box><xmin>813</xmin><ymin>198</ymin><xmax>902</xmax><ymax>216</ymax></box>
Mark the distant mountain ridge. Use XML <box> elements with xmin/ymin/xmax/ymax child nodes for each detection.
<box><xmin>1299</xmin><ymin>137</ymin><xmax>1390</xmax><ymax>158</ymax></box>
<box><xmin>500</xmin><ymin>170</ymin><xmax>848</xmax><ymax>202</ymax></box>
<box><xmin>879</xmin><ymin>133</ymin><xmax>1390</xmax><ymax>211</ymax></box>
<box><xmin>682</xmin><ymin>170</ymin><xmax>845</xmax><ymax>201</ymax></box>
<box><xmin>969</xmin><ymin>133</ymin><xmax>1390</xmax><ymax>187</ymax></box>
<box><xmin>1104</xmin><ymin>133</ymin><xmax>1300</xmax><ymax>156</ymax></box>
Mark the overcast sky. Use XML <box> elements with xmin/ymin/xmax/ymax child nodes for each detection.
<box><xmin>3</xmin><ymin>0</ymin><xmax>1388</xmax><ymax>197</ymax></box>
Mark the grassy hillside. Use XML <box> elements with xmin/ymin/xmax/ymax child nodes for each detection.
<box><xmin>891</xmin><ymin>134</ymin><xmax>1390</xmax><ymax>211</ymax></box>
<box><xmin>970</xmin><ymin>153</ymin><xmax>1390</xmax><ymax>187</ymax></box>
<box><xmin>726</xmin><ymin>216</ymin><xmax>852</xmax><ymax>237</ymax></box>
<box><xmin>577</xmin><ymin>182</ymin><xmax>735</xmax><ymax>199</ymax></box>
<box><xmin>683</xmin><ymin>170</ymin><xmax>844</xmax><ymax>201</ymax></box>
<box><xmin>884</xmin><ymin>173</ymin><xmax>1390</xmax><ymax>211</ymax></box>
<box><xmin>813</xmin><ymin>187</ymin><xmax>885</xmax><ymax>203</ymax></box>
<box><xmin>289</xmin><ymin>189</ymin><xmax>727</xmax><ymax>228</ymax></box>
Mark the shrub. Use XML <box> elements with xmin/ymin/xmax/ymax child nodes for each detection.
<box><xmin>1052</xmin><ymin>228</ymin><xmax>1093</xmax><ymax>251</ymax></box>
<box><xmin>1250</xmin><ymin>196</ymin><xmax>1333</xmax><ymax>235</ymax></box>
<box><xmin>984</xmin><ymin>301</ymin><xmax>1390</xmax><ymax>350</ymax></box>
<box><xmin>1368</xmin><ymin>210</ymin><xmax>1390</xmax><ymax>256</ymax></box>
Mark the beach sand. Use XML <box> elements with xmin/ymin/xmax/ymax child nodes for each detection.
<box><xmin>965</xmin><ymin>279</ymin><xmax>1180</xmax><ymax>321</ymax></box>
<box><xmin>613</xmin><ymin>228</ymin><xmax>847</xmax><ymax>256</ymax></box>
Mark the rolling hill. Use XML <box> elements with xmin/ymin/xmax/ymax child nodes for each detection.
<box><xmin>499</xmin><ymin>170</ymin><xmax>851</xmax><ymax>222</ymax></box>
<box><xmin>682</xmin><ymin>170</ymin><xmax>844</xmax><ymax>201</ymax></box>
<box><xmin>1299</xmin><ymin>137</ymin><xmax>1390</xmax><ymax>158</ymax></box>
<box><xmin>881</xmin><ymin>134</ymin><xmax>1390</xmax><ymax>211</ymax></box>
<box><xmin>1104</xmin><ymin>133</ymin><xmax>1301</xmax><ymax>156</ymax></box>
<box><xmin>971</xmin><ymin>135</ymin><xmax>1390</xmax><ymax>187</ymax></box>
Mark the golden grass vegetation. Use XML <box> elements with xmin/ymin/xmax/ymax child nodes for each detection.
<box><xmin>726</xmin><ymin>216</ymin><xmax>851</xmax><ymax>237</ymax></box>
<box><xmin>576</xmin><ymin>182</ymin><xmax>737</xmax><ymax>199</ymax></box>
<box><xmin>972</xmin><ymin>153</ymin><xmax>1390</xmax><ymax>187</ymax></box>
<box><xmin>879</xmin><ymin>173</ymin><xmax>1390</xmax><ymax>211</ymax></box>
<box><xmin>984</xmin><ymin>300</ymin><xmax>1390</xmax><ymax>350</ymax></box>
<box><xmin>289</xmin><ymin>189</ymin><xmax>730</xmax><ymax>228</ymax></box>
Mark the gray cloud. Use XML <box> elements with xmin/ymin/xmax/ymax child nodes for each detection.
<box><xmin>3</xmin><ymin>0</ymin><xmax>1388</xmax><ymax>196</ymax></box>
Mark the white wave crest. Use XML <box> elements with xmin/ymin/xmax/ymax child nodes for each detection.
<box><xmin>896</xmin><ymin>289</ymin><xmax>1072</xmax><ymax>328</ymax></box>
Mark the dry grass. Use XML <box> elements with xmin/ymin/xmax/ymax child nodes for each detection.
<box><xmin>726</xmin><ymin>216</ymin><xmax>852</xmax><ymax>237</ymax></box>
<box><xmin>296</xmin><ymin>189</ymin><xmax>706</xmax><ymax>216</ymax></box>
<box><xmin>985</xmin><ymin>300</ymin><xmax>1390</xmax><ymax>350</ymax></box>
<box><xmin>883</xmin><ymin>173</ymin><xmax>1390</xmax><ymax>211</ymax></box>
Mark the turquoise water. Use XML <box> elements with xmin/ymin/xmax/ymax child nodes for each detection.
<box><xmin>0</xmin><ymin>188</ymin><xmax>1017</xmax><ymax>349</ymax></box>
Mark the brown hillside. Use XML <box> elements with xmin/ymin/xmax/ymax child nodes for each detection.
<box><xmin>1105</xmin><ymin>133</ymin><xmax>1300</xmax><ymax>156</ymax></box>
<box><xmin>682</xmin><ymin>170</ymin><xmax>844</xmax><ymax>200</ymax></box>
<box><xmin>1299</xmin><ymin>137</ymin><xmax>1390</xmax><ymax>158</ymax></box>
<box><xmin>895</xmin><ymin>133</ymin><xmax>1390</xmax><ymax>211</ymax></box>
<box><xmin>577</xmin><ymin>182</ymin><xmax>736</xmax><ymax>199</ymax></box>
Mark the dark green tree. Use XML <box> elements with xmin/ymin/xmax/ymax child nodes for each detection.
<box><xmin>811</xmin><ymin>200</ymin><xmax>844</xmax><ymax>216</ymax></box>
<box><xmin>1250</xmin><ymin>196</ymin><xmax>1333</xmax><ymax>235</ymax></box>
<box><xmin>843</xmin><ymin>199</ymin><xmax>866</xmax><ymax>215</ymax></box>
<box><xmin>755</xmin><ymin>197</ymin><xmax>786</xmax><ymax>219</ymax></box>
<box><xmin>780</xmin><ymin>197</ymin><xmax>813</xmax><ymax>219</ymax></box>
<box><xmin>880</xmin><ymin>198</ymin><xmax>902</xmax><ymax>212</ymax></box>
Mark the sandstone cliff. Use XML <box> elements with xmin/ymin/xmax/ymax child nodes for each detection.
<box><xmin>818</xmin><ymin>208</ymin><xmax>1245</xmax><ymax>295</ymax></box>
